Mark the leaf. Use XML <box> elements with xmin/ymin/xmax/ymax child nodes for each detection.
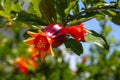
<box><xmin>11</xmin><ymin>2</ymin><xmax>22</xmax><ymax>12</ymax></box>
<box><xmin>85</xmin><ymin>30</ymin><xmax>109</xmax><ymax>50</ymax></box>
<box><xmin>117</xmin><ymin>0</ymin><xmax>120</xmax><ymax>8</ymax></box>
<box><xmin>65</xmin><ymin>0</ymin><xmax>78</xmax><ymax>17</ymax></box>
<box><xmin>72</xmin><ymin>2</ymin><xmax>79</xmax><ymax>15</ymax></box>
<box><xmin>67</xmin><ymin>11</ymin><xmax>98</xmax><ymax>26</ymax></box>
<box><xmin>107</xmin><ymin>10</ymin><xmax>120</xmax><ymax>25</ymax></box>
<box><xmin>0</xmin><ymin>11</ymin><xmax>10</xmax><ymax>18</ymax></box>
<box><xmin>29</xmin><ymin>0</ymin><xmax>42</xmax><ymax>18</ymax></box>
<box><xmin>39</xmin><ymin>0</ymin><xmax>57</xmax><ymax>24</ymax></box>
<box><xmin>13</xmin><ymin>11</ymin><xmax>47</xmax><ymax>26</ymax></box>
<box><xmin>95</xmin><ymin>14</ymin><xmax>105</xmax><ymax>21</ymax></box>
<box><xmin>65</xmin><ymin>38</ymin><xmax>83</xmax><ymax>55</ymax></box>
<box><xmin>54</xmin><ymin>0</ymin><xmax>70</xmax><ymax>23</ymax></box>
<box><xmin>67</xmin><ymin>16</ymin><xmax>93</xmax><ymax>26</ymax></box>
<box><xmin>1</xmin><ymin>0</ymin><xmax>11</xmax><ymax>13</ymax></box>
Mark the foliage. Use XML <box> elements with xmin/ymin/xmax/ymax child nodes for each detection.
<box><xmin>0</xmin><ymin>0</ymin><xmax>120</xmax><ymax>80</ymax></box>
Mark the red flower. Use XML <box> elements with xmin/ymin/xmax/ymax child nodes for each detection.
<box><xmin>44</xmin><ymin>24</ymin><xmax>67</xmax><ymax>47</ymax></box>
<box><xmin>13</xmin><ymin>57</ymin><xmax>28</xmax><ymax>74</ymax></box>
<box><xmin>23</xmin><ymin>30</ymin><xmax>54</xmax><ymax>61</ymax></box>
<box><xmin>66</xmin><ymin>24</ymin><xmax>87</xmax><ymax>42</ymax></box>
<box><xmin>13</xmin><ymin>57</ymin><xmax>37</xmax><ymax>74</ymax></box>
<box><xmin>19</xmin><ymin>61</ymin><xmax>28</xmax><ymax>74</ymax></box>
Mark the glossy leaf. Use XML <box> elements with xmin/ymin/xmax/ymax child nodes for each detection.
<box><xmin>65</xmin><ymin>38</ymin><xmax>83</xmax><ymax>55</ymax></box>
<box><xmin>85</xmin><ymin>30</ymin><xmax>109</xmax><ymax>50</ymax></box>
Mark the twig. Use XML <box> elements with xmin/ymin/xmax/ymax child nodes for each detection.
<box><xmin>64</xmin><ymin>3</ymin><xmax>117</xmax><ymax>26</ymax></box>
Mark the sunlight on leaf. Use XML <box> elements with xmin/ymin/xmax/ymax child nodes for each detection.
<box><xmin>85</xmin><ymin>30</ymin><xmax>109</xmax><ymax>50</ymax></box>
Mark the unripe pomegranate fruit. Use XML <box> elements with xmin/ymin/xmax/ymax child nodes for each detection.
<box><xmin>44</xmin><ymin>24</ymin><xmax>67</xmax><ymax>47</ymax></box>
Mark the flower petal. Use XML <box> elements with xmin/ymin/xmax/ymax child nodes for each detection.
<box><xmin>78</xmin><ymin>23</ymin><xmax>84</xmax><ymax>28</ymax></box>
<box><xmin>23</xmin><ymin>38</ymin><xmax>34</xmax><ymax>44</ymax></box>
<box><xmin>27</xmin><ymin>31</ymin><xmax>38</xmax><ymax>37</ymax></box>
<box><xmin>48</xmin><ymin>45</ymin><xmax>54</xmax><ymax>56</ymax></box>
<box><xmin>38</xmin><ymin>30</ymin><xmax>46</xmax><ymax>36</ymax></box>
<box><xmin>40</xmin><ymin>51</ymin><xmax>46</xmax><ymax>61</ymax></box>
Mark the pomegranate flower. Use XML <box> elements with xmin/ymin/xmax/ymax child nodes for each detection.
<box><xmin>23</xmin><ymin>30</ymin><xmax>54</xmax><ymax>61</ymax></box>
<box><xmin>66</xmin><ymin>24</ymin><xmax>87</xmax><ymax>42</ymax></box>
<box><xmin>13</xmin><ymin>57</ymin><xmax>28</xmax><ymax>74</ymax></box>
<box><xmin>13</xmin><ymin>57</ymin><xmax>37</xmax><ymax>74</ymax></box>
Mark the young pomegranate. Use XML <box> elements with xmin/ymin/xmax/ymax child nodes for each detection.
<box><xmin>44</xmin><ymin>24</ymin><xmax>67</xmax><ymax>47</ymax></box>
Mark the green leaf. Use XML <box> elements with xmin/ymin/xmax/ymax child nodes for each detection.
<box><xmin>67</xmin><ymin>11</ymin><xmax>98</xmax><ymax>26</ymax></box>
<box><xmin>85</xmin><ymin>30</ymin><xmax>109</xmax><ymax>50</ymax></box>
<box><xmin>13</xmin><ymin>11</ymin><xmax>47</xmax><ymax>26</ymax></box>
<box><xmin>107</xmin><ymin>10</ymin><xmax>120</xmax><ymax>25</ymax></box>
<box><xmin>65</xmin><ymin>38</ymin><xmax>83</xmax><ymax>55</ymax></box>
<box><xmin>39</xmin><ymin>0</ymin><xmax>57</xmax><ymax>24</ymax></box>
<box><xmin>0</xmin><ymin>11</ymin><xmax>10</xmax><ymax>18</ymax></box>
<box><xmin>11</xmin><ymin>2</ymin><xmax>22</xmax><ymax>12</ymax></box>
<box><xmin>1</xmin><ymin>0</ymin><xmax>11</xmax><ymax>13</ymax></box>
<box><xmin>117</xmin><ymin>0</ymin><xmax>120</xmax><ymax>8</ymax></box>
<box><xmin>54</xmin><ymin>0</ymin><xmax>70</xmax><ymax>23</ymax></box>
<box><xmin>29</xmin><ymin>0</ymin><xmax>42</xmax><ymax>17</ymax></box>
<box><xmin>95</xmin><ymin>14</ymin><xmax>105</xmax><ymax>21</ymax></box>
<box><xmin>72</xmin><ymin>2</ymin><xmax>79</xmax><ymax>15</ymax></box>
<box><xmin>65</xmin><ymin>0</ymin><xmax>78</xmax><ymax>17</ymax></box>
<box><xmin>67</xmin><ymin>16</ymin><xmax>93</xmax><ymax>26</ymax></box>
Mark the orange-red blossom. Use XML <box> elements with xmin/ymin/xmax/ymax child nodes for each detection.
<box><xmin>23</xmin><ymin>30</ymin><xmax>54</xmax><ymax>61</ymax></box>
<box><xmin>13</xmin><ymin>57</ymin><xmax>37</xmax><ymax>74</ymax></box>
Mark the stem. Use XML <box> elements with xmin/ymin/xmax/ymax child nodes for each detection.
<box><xmin>64</xmin><ymin>3</ymin><xmax>118</xmax><ymax>26</ymax></box>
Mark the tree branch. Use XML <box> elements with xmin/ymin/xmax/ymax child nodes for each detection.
<box><xmin>64</xmin><ymin>3</ymin><xmax>118</xmax><ymax>26</ymax></box>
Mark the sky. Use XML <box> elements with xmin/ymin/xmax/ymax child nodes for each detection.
<box><xmin>84</xmin><ymin>0</ymin><xmax>120</xmax><ymax>56</ymax></box>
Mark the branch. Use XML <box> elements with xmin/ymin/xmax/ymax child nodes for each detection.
<box><xmin>64</xmin><ymin>3</ymin><xmax>118</xmax><ymax>26</ymax></box>
<box><xmin>67</xmin><ymin>17</ymin><xmax>94</xmax><ymax>27</ymax></box>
